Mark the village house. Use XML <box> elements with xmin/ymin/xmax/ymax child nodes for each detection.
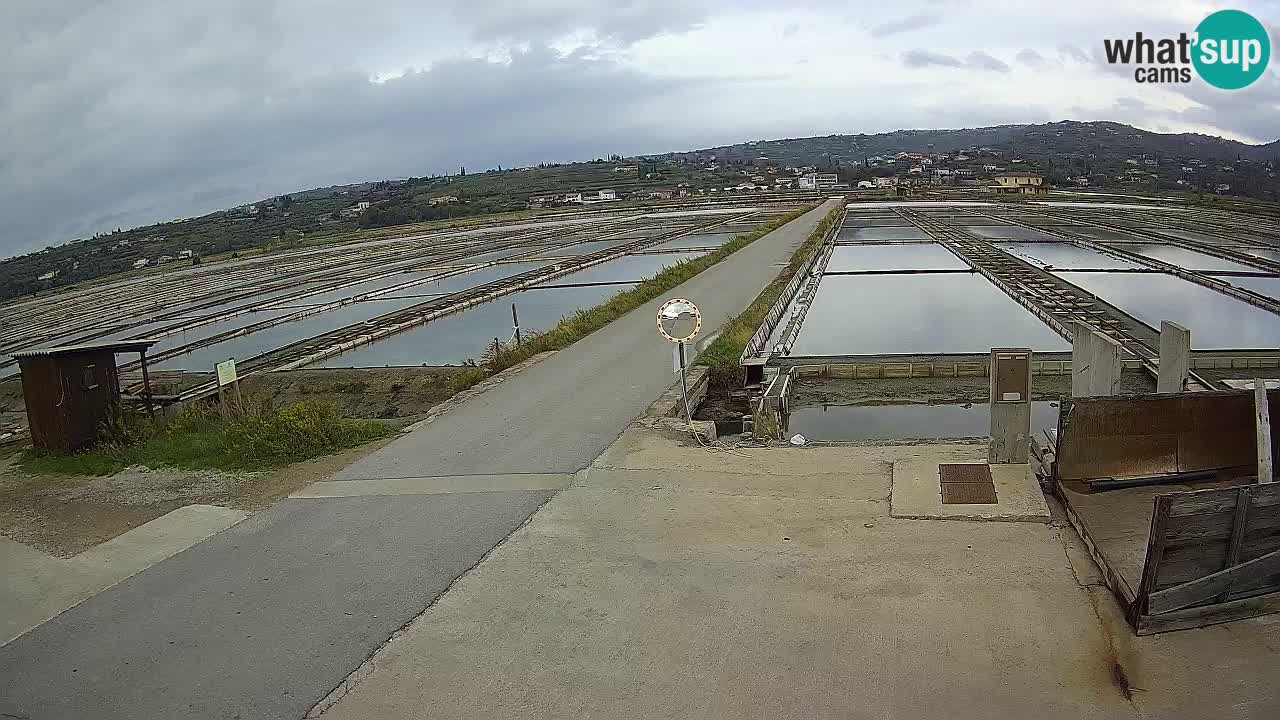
<box><xmin>988</xmin><ymin>171</ymin><xmax>1048</xmax><ymax>196</ymax></box>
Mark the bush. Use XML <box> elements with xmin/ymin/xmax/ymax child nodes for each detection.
<box><xmin>19</xmin><ymin>398</ymin><xmax>392</xmax><ymax>476</ymax></box>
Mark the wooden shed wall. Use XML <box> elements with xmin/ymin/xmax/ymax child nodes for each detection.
<box><xmin>18</xmin><ymin>350</ymin><xmax>122</xmax><ymax>452</ymax></box>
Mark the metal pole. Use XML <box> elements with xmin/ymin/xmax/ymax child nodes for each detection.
<box><xmin>138</xmin><ymin>350</ymin><xmax>156</xmax><ymax>420</ymax></box>
<box><xmin>512</xmin><ymin>303</ymin><xmax>521</xmax><ymax>345</ymax></box>
<box><xmin>678</xmin><ymin>342</ymin><xmax>692</xmax><ymax>422</ymax></box>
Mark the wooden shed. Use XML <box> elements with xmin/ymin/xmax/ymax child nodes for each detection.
<box><xmin>11</xmin><ymin>340</ymin><xmax>158</xmax><ymax>453</ymax></box>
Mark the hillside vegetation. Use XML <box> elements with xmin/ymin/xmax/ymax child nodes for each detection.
<box><xmin>4</xmin><ymin>120</ymin><xmax>1278</xmax><ymax>303</ymax></box>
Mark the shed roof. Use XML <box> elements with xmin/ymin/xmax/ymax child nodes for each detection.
<box><xmin>10</xmin><ymin>339</ymin><xmax>159</xmax><ymax>360</ymax></box>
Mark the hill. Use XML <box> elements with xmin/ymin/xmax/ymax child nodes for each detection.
<box><xmin>3</xmin><ymin>120</ymin><xmax>1278</xmax><ymax>305</ymax></box>
<box><xmin>656</xmin><ymin>120</ymin><xmax>1279</xmax><ymax>197</ymax></box>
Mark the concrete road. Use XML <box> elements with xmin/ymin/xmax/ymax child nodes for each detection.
<box><xmin>0</xmin><ymin>199</ymin><xmax>838</xmax><ymax>720</ymax></box>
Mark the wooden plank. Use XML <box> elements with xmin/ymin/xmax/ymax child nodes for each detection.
<box><xmin>1218</xmin><ymin>487</ymin><xmax>1253</xmax><ymax>602</ymax></box>
<box><xmin>1137</xmin><ymin>588</ymin><xmax>1280</xmax><ymax>635</ymax></box>
<box><xmin>1135</xmin><ymin>495</ymin><xmax>1173</xmax><ymax>619</ymax></box>
<box><xmin>1165</xmin><ymin>505</ymin><xmax>1280</xmax><ymax>542</ymax></box>
<box><xmin>1147</xmin><ymin>547</ymin><xmax>1280</xmax><ymax>614</ymax></box>
<box><xmin>1166</xmin><ymin>482</ymin><xmax>1280</xmax><ymax>517</ymax></box>
<box><xmin>1258</xmin><ymin>380</ymin><xmax>1274</xmax><ymax>483</ymax></box>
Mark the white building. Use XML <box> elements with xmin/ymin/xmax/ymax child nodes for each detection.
<box><xmin>597</xmin><ymin>189</ymin><xmax>618</xmax><ymax>201</ymax></box>
<box><xmin>856</xmin><ymin>180</ymin><xmax>875</xmax><ymax>189</ymax></box>
<box><xmin>132</xmin><ymin>258</ymin><xmax>150</xmax><ymax>269</ymax></box>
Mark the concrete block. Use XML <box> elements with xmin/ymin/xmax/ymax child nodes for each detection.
<box><xmin>1157</xmin><ymin>321</ymin><xmax>1191</xmax><ymax>393</ymax></box>
<box><xmin>1088</xmin><ymin>332</ymin><xmax>1122</xmax><ymax>396</ymax></box>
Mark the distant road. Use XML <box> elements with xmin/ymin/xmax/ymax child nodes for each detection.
<box><xmin>0</xmin><ymin>199</ymin><xmax>839</xmax><ymax>720</ymax></box>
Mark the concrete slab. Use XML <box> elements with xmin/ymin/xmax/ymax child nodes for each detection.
<box><xmin>291</xmin><ymin>473</ymin><xmax>574</xmax><ymax>498</ymax></box>
<box><xmin>1</xmin><ymin>504</ymin><xmax>248</xmax><ymax>647</ymax></box>
<box><xmin>891</xmin><ymin>459</ymin><xmax>1051</xmax><ymax>522</ymax></box>
<box><xmin>312</xmin><ymin>435</ymin><xmax>1151</xmax><ymax>719</ymax></box>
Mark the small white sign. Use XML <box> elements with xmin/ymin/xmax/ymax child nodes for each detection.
<box><xmin>216</xmin><ymin>359</ymin><xmax>238</xmax><ymax>387</ymax></box>
<box><xmin>1001</xmin><ymin>392</ymin><xmax>1022</xmax><ymax>402</ymax></box>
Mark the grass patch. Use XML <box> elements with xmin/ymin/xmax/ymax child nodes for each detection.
<box><xmin>18</xmin><ymin>398</ymin><xmax>392</xmax><ymax>476</ymax></box>
<box><xmin>695</xmin><ymin>204</ymin><xmax>843</xmax><ymax>388</ymax></box>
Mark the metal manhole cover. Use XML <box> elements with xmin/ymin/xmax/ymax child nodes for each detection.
<box><xmin>940</xmin><ymin>482</ymin><xmax>998</xmax><ymax>505</ymax></box>
<box><xmin>939</xmin><ymin>464</ymin><xmax>993</xmax><ymax>484</ymax></box>
<box><xmin>939</xmin><ymin>464</ymin><xmax>997</xmax><ymax>505</ymax></box>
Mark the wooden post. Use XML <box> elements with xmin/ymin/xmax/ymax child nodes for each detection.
<box><xmin>1157</xmin><ymin>321</ymin><xmax>1191</xmax><ymax>393</ymax></box>
<box><xmin>1256</xmin><ymin>379</ymin><xmax>1273</xmax><ymax>483</ymax></box>
<box><xmin>138</xmin><ymin>350</ymin><xmax>156</xmax><ymax>420</ymax></box>
<box><xmin>512</xmin><ymin>303</ymin><xmax>522</xmax><ymax>345</ymax></box>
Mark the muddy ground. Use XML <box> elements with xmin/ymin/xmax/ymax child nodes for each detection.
<box><xmin>0</xmin><ymin>435</ymin><xmax>400</xmax><ymax>557</ymax></box>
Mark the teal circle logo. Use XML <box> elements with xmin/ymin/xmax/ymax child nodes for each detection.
<box><xmin>1192</xmin><ymin>9</ymin><xmax>1270</xmax><ymax>89</ymax></box>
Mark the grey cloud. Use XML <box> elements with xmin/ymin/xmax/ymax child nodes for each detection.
<box><xmin>1016</xmin><ymin>48</ymin><xmax>1049</xmax><ymax>68</ymax></box>
<box><xmin>902</xmin><ymin>50</ymin><xmax>965</xmax><ymax>69</ymax></box>
<box><xmin>967</xmin><ymin>52</ymin><xmax>1011</xmax><ymax>72</ymax></box>
<box><xmin>1057</xmin><ymin>44</ymin><xmax>1091</xmax><ymax>63</ymax></box>
<box><xmin>870</xmin><ymin>11</ymin><xmax>941</xmax><ymax>38</ymax></box>
<box><xmin>902</xmin><ymin>50</ymin><xmax>1009</xmax><ymax>72</ymax></box>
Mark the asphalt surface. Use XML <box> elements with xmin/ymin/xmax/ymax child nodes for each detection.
<box><xmin>0</xmin><ymin>492</ymin><xmax>555</xmax><ymax>720</ymax></box>
<box><xmin>0</xmin><ymin>199</ymin><xmax>838</xmax><ymax>720</ymax></box>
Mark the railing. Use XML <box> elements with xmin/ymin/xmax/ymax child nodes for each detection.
<box><xmin>739</xmin><ymin>205</ymin><xmax>843</xmax><ymax>365</ymax></box>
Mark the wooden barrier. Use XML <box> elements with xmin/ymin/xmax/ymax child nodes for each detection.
<box><xmin>1053</xmin><ymin>389</ymin><xmax>1280</xmax><ymax>633</ymax></box>
<box><xmin>1057</xmin><ymin>390</ymin><xmax>1280</xmax><ymax>486</ymax></box>
<box><xmin>1133</xmin><ymin>483</ymin><xmax>1280</xmax><ymax>633</ymax></box>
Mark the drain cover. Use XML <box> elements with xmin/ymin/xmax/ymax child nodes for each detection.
<box><xmin>939</xmin><ymin>464</ymin><xmax>993</xmax><ymax>484</ymax></box>
<box><xmin>939</xmin><ymin>464</ymin><xmax>997</xmax><ymax>504</ymax></box>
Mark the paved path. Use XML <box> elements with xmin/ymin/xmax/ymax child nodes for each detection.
<box><xmin>0</xmin><ymin>200</ymin><xmax>838</xmax><ymax>720</ymax></box>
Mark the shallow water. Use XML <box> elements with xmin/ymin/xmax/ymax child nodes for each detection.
<box><xmin>310</xmin><ymin>283</ymin><xmax>634</xmax><ymax>367</ymax></box>
<box><xmin>826</xmin><ymin>243</ymin><xmax>968</xmax><ymax>272</ymax></box>
<box><xmin>789</xmin><ymin>273</ymin><xmax>1069</xmax><ymax>356</ymax></box>
<box><xmin>1056</xmin><ymin>271</ymin><xmax>1280</xmax><ymax>349</ymax></box>
<box><xmin>992</xmin><ymin>242</ymin><xmax>1142</xmax><ymax>270</ymax></box>
<box><xmin>787</xmin><ymin>401</ymin><xmax>1059</xmax><ymax>441</ymax></box>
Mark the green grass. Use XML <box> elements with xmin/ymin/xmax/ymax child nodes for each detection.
<box><xmin>694</xmin><ymin>204</ymin><xmax>843</xmax><ymax>387</ymax></box>
<box><xmin>480</xmin><ymin>205</ymin><xmax>817</xmax><ymax>375</ymax></box>
<box><xmin>18</xmin><ymin>398</ymin><xmax>392</xmax><ymax>476</ymax></box>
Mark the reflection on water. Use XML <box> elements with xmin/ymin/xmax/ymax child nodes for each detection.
<box><xmin>787</xmin><ymin>401</ymin><xmax>1059</xmax><ymax>441</ymax></box>
<box><xmin>1056</xmin><ymin>271</ymin><xmax>1280</xmax><ymax>349</ymax></box>
<box><xmin>790</xmin><ymin>273</ymin><xmax>1068</xmax><ymax>356</ymax></box>
<box><xmin>1112</xmin><ymin>243</ymin><xmax>1264</xmax><ymax>273</ymax></box>
<box><xmin>310</xmin><ymin>283</ymin><xmax>633</xmax><ymax>368</ymax></box>
<box><xmin>992</xmin><ymin>242</ymin><xmax>1141</xmax><ymax>270</ymax></box>
<box><xmin>826</xmin><ymin>243</ymin><xmax>968</xmax><ymax>272</ymax></box>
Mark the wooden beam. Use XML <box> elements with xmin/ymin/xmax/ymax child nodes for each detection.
<box><xmin>1257</xmin><ymin>379</ymin><xmax>1273</xmax><ymax>483</ymax></box>
<box><xmin>1217</xmin><ymin>487</ymin><xmax>1253</xmax><ymax>603</ymax></box>
<box><xmin>138</xmin><ymin>350</ymin><xmax>156</xmax><ymax>421</ymax></box>
<box><xmin>1134</xmin><ymin>495</ymin><xmax>1173</xmax><ymax>623</ymax></box>
<box><xmin>1148</xmin><ymin>546</ymin><xmax>1280</xmax><ymax>615</ymax></box>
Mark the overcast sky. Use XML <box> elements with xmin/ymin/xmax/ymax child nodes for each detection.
<box><xmin>2</xmin><ymin>0</ymin><xmax>1277</xmax><ymax>258</ymax></box>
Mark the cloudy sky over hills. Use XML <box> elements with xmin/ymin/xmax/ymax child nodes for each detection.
<box><xmin>2</xmin><ymin>0</ymin><xmax>1277</xmax><ymax>256</ymax></box>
